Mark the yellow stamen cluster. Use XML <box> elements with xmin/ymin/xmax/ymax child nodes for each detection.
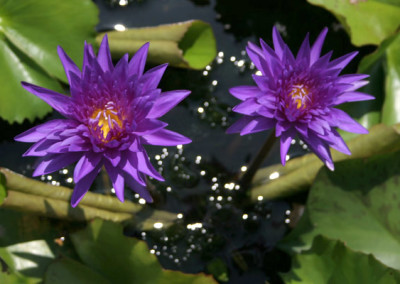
<box><xmin>91</xmin><ymin>108</ymin><xmax>122</xmax><ymax>140</ymax></box>
<box><xmin>289</xmin><ymin>84</ymin><xmax>309</xmax><ymax>109</ymax></box>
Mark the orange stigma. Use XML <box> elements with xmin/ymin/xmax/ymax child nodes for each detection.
<box><xmin>289</xmin><ymin>84</ymin><xmax>309</xmax><ymax>109</ymax></box>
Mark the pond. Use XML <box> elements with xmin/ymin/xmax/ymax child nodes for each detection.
<box><xmin>0</xmin><ymin>0</ymin><xmax>383</xmax><ymax>283</ymax></box>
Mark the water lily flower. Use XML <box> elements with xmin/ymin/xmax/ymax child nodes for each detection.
<box><xmin>227</xmin><ymin>27</ymin><xmax>374</xmax><ymax>170</ymax></box>
<box><xmin>15</xmin><ymin>35</ymin><xmax>191</xmax><ymax>207</ymax></box>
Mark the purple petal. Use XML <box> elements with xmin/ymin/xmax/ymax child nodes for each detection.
<box><xmin>312</xmin><ymin>51</ymin><xmax>333</xmax><ymax>69</ymax></box>
<box><xmin>333</xmin><ymin>91</ymin><xmax>375</xmax><ymax>105</ymax></box>
<box><xmin>308</xmin><ymin>120</ymin><xmax>326</xmax><ymax>135</ymax></box>
<box><xmin>71</xmin><ymin>163</ymin><xmax>102</xmax><ymax>207</ymax></box>
<box><xmin>97</xmin><ymin>34</ymin><xmax>114</xmax><ymax>73</ymax></box>
<box><xmin>124</xmin><ymin>174</ymin><xmax>153</xmax><ymax>203</ymax></box>
<box><xmin>226</xmin><ymin>116</ymin><xmax>253</xmax><ymax>134</ymax></box>
<box><xmin>240</xmin><ymin>117</ymin><xmax>275</xmax><ymax>135</ymax></box>
<box><xmin>129</xmin><ymin>151</ymin><xmax>164</xmax><ymax>181</ymax></box>
<box><xmin>140</xmin><ymin>63</ymin><xmax>168</xmax><ymax>91</ymax></box>
<box><xmin>337</xmin><ymin>74</ymin><xmax>369</xmax><ymax>84</ymax></box>
<box><xmin>246</xmin><ymin>42</ymin><xmax>264</xmax><ymax>72</ymax></box>
<box><xmin>296</xmin><ymin>33</ymin><xmax>311</xmax><ymax>64</ymax></box>
<box><xmin>82</xmin><ymin>41</ymin><xmax>95</xmax><ymax>71</ymax></box>
<box><xmin>275</xmin><ymin>120</ymin><xmax>291</xmax><ymax>137</ymax></box>
<box><xmin>280</xmin><ymin>130</ymin><xmax>294</xmax><ymax>166</ymax></box>
<box><xmin>113</xmin><ymin>54</ymin><xmax>129</xmax><ymax>82</ymax></box>
<box><xmin>21</xmin><ymin>82</ymin><xmax>72</xmax><ymax>117</ymax></box>
<box><xmin>321</xmin><ymin>129</ymin><xmax>351</xmax><ymax>155</ymax></box>
<box><xmin>252</xmin><ymin>75</ymin><xmax>273</xmax><ymax>92</ymax></box>
<box><xmin>33</xmin><ymin>153</ymin><xmax>82</xmax><ymax>177</ymax></box>
<box><xmin>132</xmin><ymin>89</ymin><xmax>161</xmax><ymax>121</ymax></box>
<box><xmin>15</xmin><ymin>120</ymin><xmax>72</xmax><ymax>142</ymax></box>
<box><xmin>133</xmin><ymin>119</ymin><xmax>168</xmax><ymax>135</ymax></box>
<box><xmin>257</xmin><ymin>106</ymin><xmax>275</xmax><ymax>118</ymax></box>
<box><xmin>141</xmin><ymin>129</ymin><xmax>191</xmax><ymax>146</ymax></box>
<box><xmin>121</xmin><ymin>157</ymin><xmax>146</xmax><ymax>186</ymax></box>
<box><xmin>57</xmin><ymin>46</ymin><xmax>81</xmax><ymax>85</ymax></box>
<box><xmin>310</xmin><ymin>28</ymin><xmax>328</xmax><ymax>65</ymax></box>
<box><xmin>232</xmin><ymin>98</ymin><xmax>261</xmax><ymax>116</ymax></box>
<box><xmin>329</xmin><ymin>108</ymin><xmax>369</xmax><ymax>134</ymax></box>
<box><xmin>24</xmin><ymin>139</ymin><xmax>59</xmax><ymax>157</ymax></box>
<box><xmin>73</xmin><ymin>152</ymin><xmax>103</xmax><ymax>183</ymax></box>
<box><xmin>303</xmin><ymin>134</ymin><xmax>334</xmax><ymax>171</ymax></box>
<box><xmin>329</xmin><ymin>51</ymin><xmax>358</xmax><ymax>70</ymax></box>
<box><xmin>147</xmin><ymin>90</ymin><xmax>191</xmax><ymax>119</ymax></box>
<box><xmin>230</xmin><ymin>86</ymin><xmax>264</xmax><ymax>100</ymax></box>
<box><xmin>104</xmin><ymin>161</ymin><xmax>125</xmax><ymax>202</ymax></box>
<box><xmin>272</xmin><ymin>26</ymin><xmax>285</xmax><ymax>59</ymax></box>
<box><xmin>128</xmin><ymin>42</ymin><xmax>149</xmax><ymax>77</ymax></box>
<box><xmin>104</xmin><ymin>149</ymin><xmax>122</xmax><ymax>167</ymax></box>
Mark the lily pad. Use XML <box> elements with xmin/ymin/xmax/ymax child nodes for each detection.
<box><xmin>0</xmin><ymin>0</ymin><xmax>98</xmax><ymax>123</ymax></box>
<box><xmin>307</xmin><ymin>0</ymin><xmax>400</xmax><ymax>46</ymax></box>
<box><xmin>381</xmin><ymin>33</ymin><xmax>400</xmax><ymax>125</ymax></box>
<box><xmin>281</xmin><ymin>236</ymin><xmax>400</xmax><ymax>284</ymax></box>
<box><xmin>281</xmin><ymin>150</ymin><xmax>400</xmax><ymax>271</ymax></box>
<box><xmin>0</xmin><ymin>173</ymin><xmax>6</xmax><ymax>205</ymax></box>
<box><xmin>70</xmin><ymin>219</ymin><xmax>217</xmax><ymax>283</ymax></box>
<box><xmin>101</xmin><ymin>20</ymin><xmax>217</xmax><ymax>70</ymax></box>
<box><xmin>45</xmin><ymin>258</ymin><xmax>109</xmax><ymax>284</ymax></box>
<box><xmin>0</xmin><ymin>209</ymin><xmax>77</xmax><ymax>280</ymax></box>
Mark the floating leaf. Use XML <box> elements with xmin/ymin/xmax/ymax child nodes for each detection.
<box><xmin>307</xmin><ymin>0</ymin><xmax>400</xmax><ymax>46</ymax></box>
<box><xmin>0</xmin><ymin>209</ymin><xmax>76</xmax><ymax>281</ymax></box>
<box><xmin>100</xmin><ymin>20</ymin><xmax>217</xmax><ymax>70</ymax></box>
<box><xmin>0</xmin><ymin>0</ymin><xmax>98</xmax><ymax>82</ymax></box>
<box><xmin>0</xmin><ymin>0</ymin><xmax>98</xmax><ymax>123</ymax></box>
<box><xmin>281</xmin><ymin>236</ymin><xmax>400</xmax><ymax>284</ymax></box>
<box><xmin>251</xmin><ymin>123</ymin><xmax>400</xmax><ymax>199</ymax></box>
<box><xmin>281</xmin><ymin>150</ymin><xmax>400</xmax><ymax>271</ymax></box>
<box><xmin>0</xmin><ymin>37</ymin><xmax>55</xmax><ymax>123</ymax></box>
<box><xmin>45</xmin><ymin>258</ymin><xmax>109</xmax><ymax>284</ymax></box>
<box><xmin>381</xmin><ymin>33</ymin><xmax>400</xmax><ymax>125</ymax></box>
<box><xmin>70</xmin><ymin>219</ymin><xmax>217</xmax><ymax>283</ymax></box>
<box><xmin>307</xmin><ymin>151</ymin><xmax>400</xmax><ymax>270</ymax></box>
<box><xmin>207</xmin><ymin>258</ymin><xmax>229</xmax><ymax>282</ymax></box>
<box><xmin>0</xmin><ymin>173</ymin><xmax>6</xmax><ymax>206</ymax></box>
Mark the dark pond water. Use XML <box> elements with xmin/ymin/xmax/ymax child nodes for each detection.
<box><xmin>0</xmin><ymin>0</ymin><xmax>371</xmax><ymax>282</ymax></box>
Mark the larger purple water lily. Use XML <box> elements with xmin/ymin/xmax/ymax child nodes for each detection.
<box><xmin>227</xmin><ymin>27</ymin><xmax>374</xmax><ymax>170</ymax></box>
<box><xmin>15</xmin><ymin>36</ymin><xmax>191</xmax><ymax>207</ymax></box>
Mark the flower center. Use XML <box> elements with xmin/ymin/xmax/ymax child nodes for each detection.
<box><xmin>90</xmin><ymin>102</ymin><xmax>123</xmax><ymax>141</ymax></box>
<box><xmin>289</xmin><ymin>84</ymin><xmax>309</xmax><ymax>109</ymax></box>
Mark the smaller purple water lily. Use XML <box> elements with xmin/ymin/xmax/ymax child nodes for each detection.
<box><xmin>227</xmin><ymin>27</ymin><xmax>374</xmax><ymax>170</ymax></box>
<box><xmin>15</xmin><ymin>35</ymin><xmax>191</xmax><ymax>207</ymax></box>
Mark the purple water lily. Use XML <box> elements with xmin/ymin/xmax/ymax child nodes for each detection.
<box><xmin>15</xmin><ymin>35</ymin><xmax>191</xmax><ymax>207</ymax></box>
<box><xmin>227</xmin><ymin>27</ymin><xmax>374</xmax><ymax>170</ymax></box>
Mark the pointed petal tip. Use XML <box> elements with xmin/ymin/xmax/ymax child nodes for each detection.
<box><xmin>145</xmin><ymin>195</ymin><xmax>154</xmax><ymax>203</ymax></box>
<box><xmin>180</xmin><ymin>137</ymin><xmax>192</xmax><ymax>144</ymax></box>
<box><xmin>325</xmin><ymin>160</ymin><xmax>335</xmax><ymax>171</ymax></box>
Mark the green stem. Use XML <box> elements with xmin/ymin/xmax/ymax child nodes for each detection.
<box><xmin>0</xmin><ymin>168</ymin><xmax>140</xmax><ymax>213</ymax></box>
<box><xmin>240</xmin><ymin>133</ymin><xmax>277</xmax><ymax>186</ymax></box>
<box><xmin>0</xmin><ymin>168</ymin><xmax>177</xmax><ymax>229</ymax></box>
<box><xmin>2</xmin><ymin>190</ymin><xmax>133</xmax><ymax>223</ymax></box>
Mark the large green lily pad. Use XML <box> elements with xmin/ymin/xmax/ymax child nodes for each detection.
<box><xmin>280</xmin><ymin>150</ymin><xmax>400</xmax><ymax>271</ymax></box>
<box><xmin>68</xmin><ymin>219</ymin><xmax>217</xmax><ymax>284</ymax></box>
<box><xmin>102</xmin><ymin>20</ymin><xmax>216</xmax><ymax>70</ymax></box>
<box><xmin>0</xmin><ymin>0</ymin><xmax>98</xmax><ymax>123</ymax></box>
<box><xmin>0</xmin><ymin>208</ymin><xmax>78</xmax><ymax>282</ymax></box>
<box><xmin>281</xmin><ymin>236</ymin><xmax>400</xmax><ymax>284</ymax></box>
<box><xmin>307</xmin><ymin>0</ymin><xmax>400</xmax><ymax>46</ymax></box>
